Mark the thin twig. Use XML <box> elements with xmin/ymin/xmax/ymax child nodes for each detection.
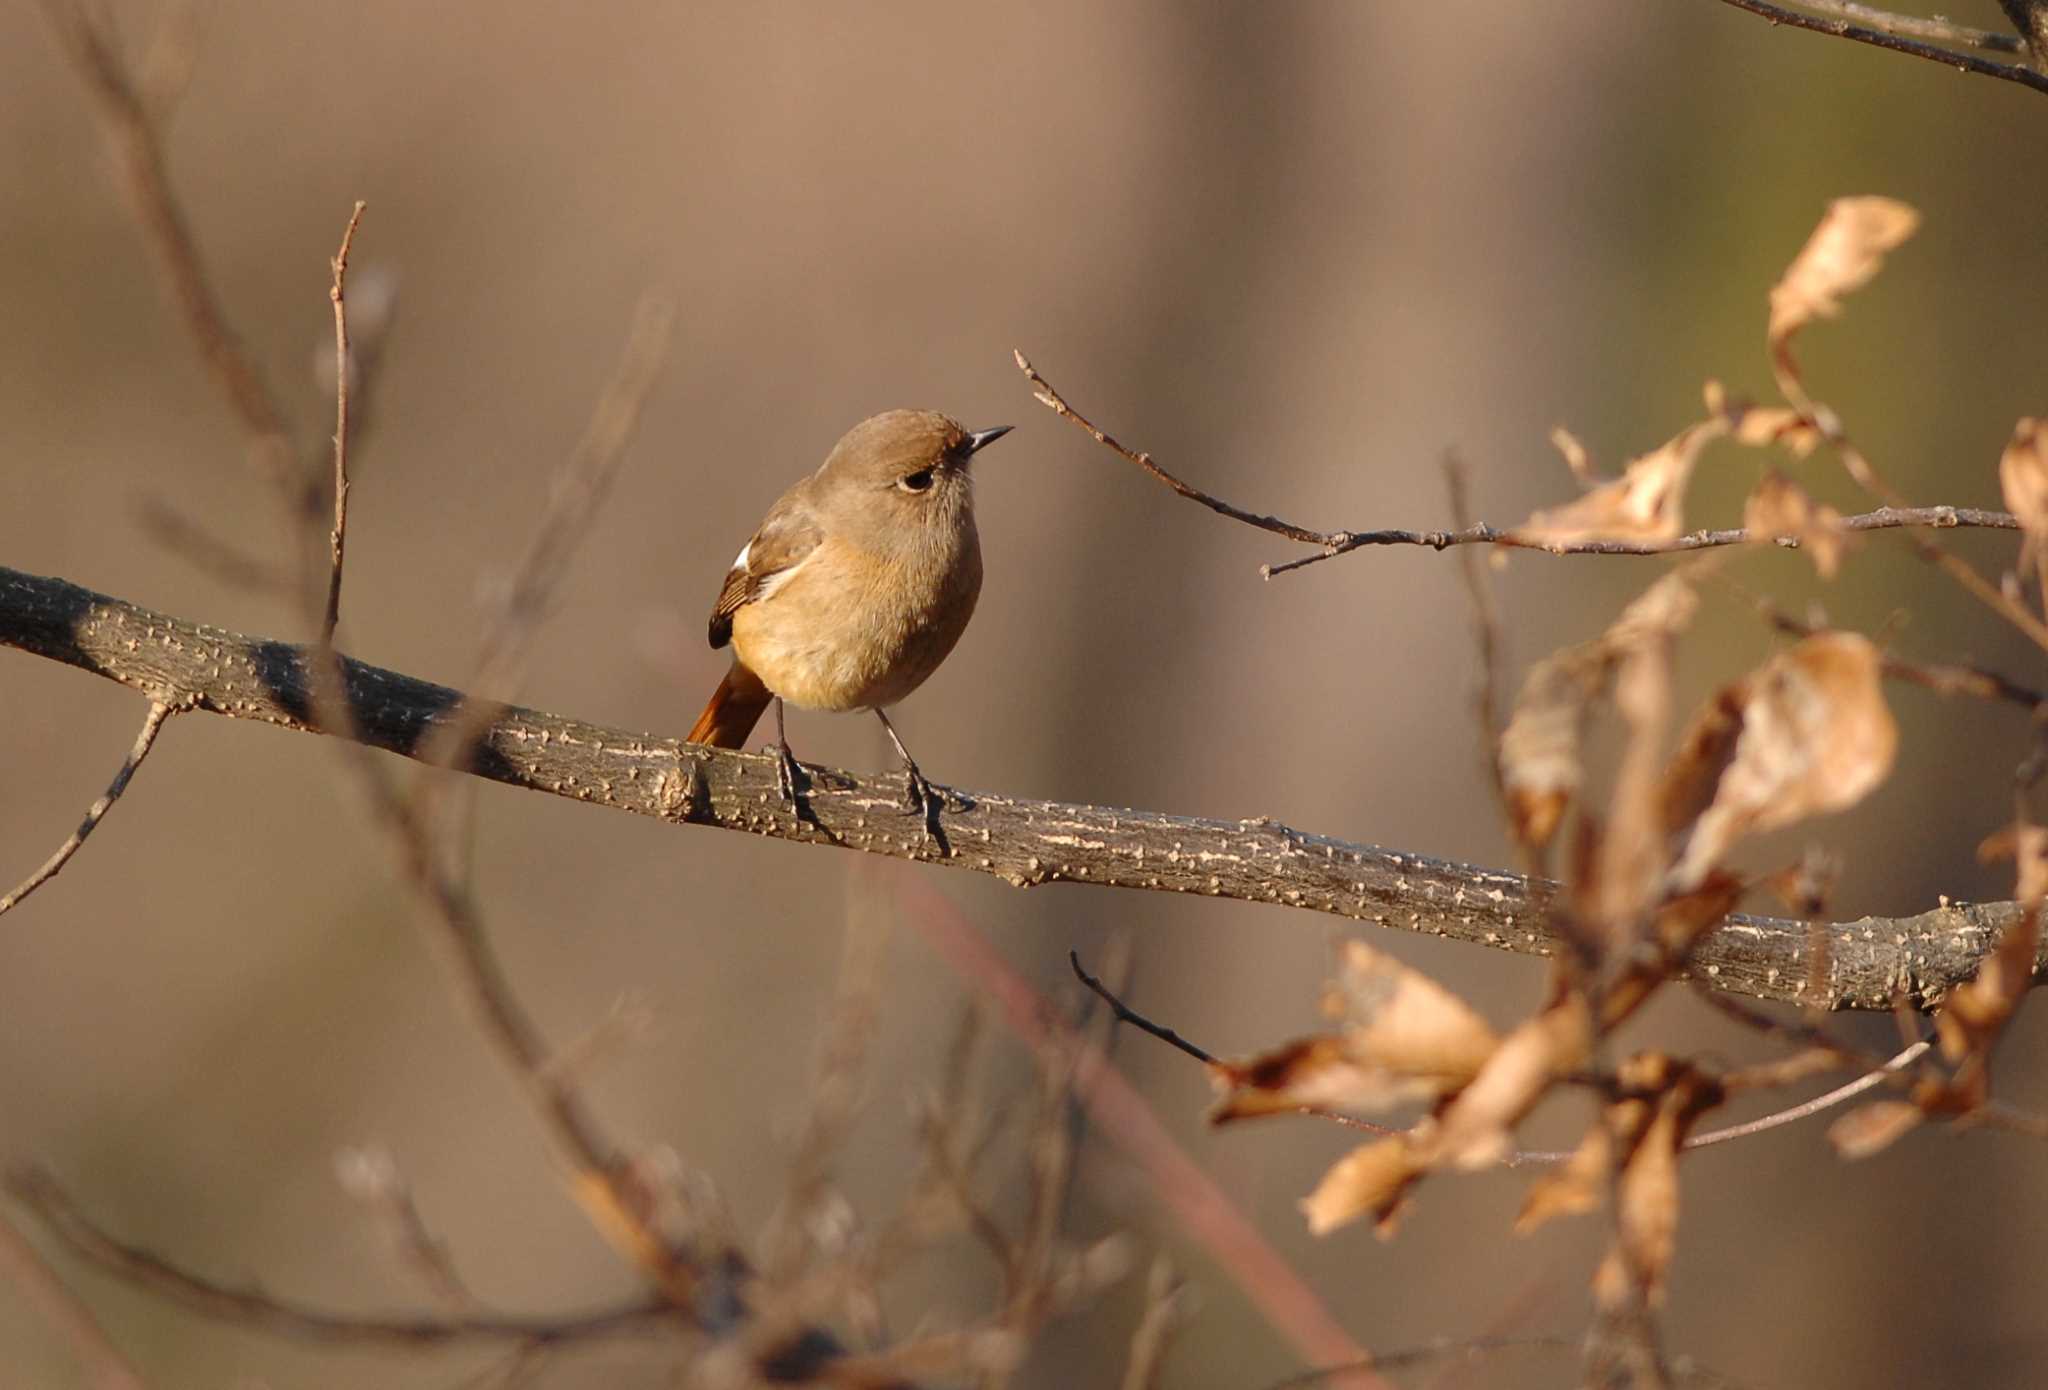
<box><xmin>1683</xmin><ymin>1041</ymin><xmax>1929</xmax><ymax>1150</ymax></box>
<box><xmin>323</xmin><ymin>200</ymin><xmax>366</xmax><ymax>643</ymax></box>
<box><xmin>0</xmin><ymin>1204</ymin><xmax>149</xmax><ymax>1390</ymax></box>
<box><xmin>1712</xmin><ymin>0</ymin><xmax>2048</xmax><ymax>96</ymax></box>
<box><xmin>1014</xmin><ymin>352</ymin><xmax>2018</xmax><ymax>575</ymax></box>
<box><xmin>1803</xmin><ymin>0</ymin><xmax>2023</xmax><ymax>51</ymax></box>
<box><xmin>42</xmin><ymin>2</ymin><xmax>295</xmax><ymax>474</ymax></box>
<box><xmin>1753</xmin><ymin>594</ymin><xmax>2047</xmax><ymax>709</ymax></box>
<box><xmin>1259</xmin><ymin>1337</ymin><xmax>1578</xmax><ymax>1390</ymax></box>
<box><xmin>334</xmin><ymin>1147</ymin><xmax>474</xmax><ymax>1312</ymax></box>
<box><xmin>1118</xmin><ymin>1257</ymin><xmax>1191</xmax><ymax>1390</ymax></box>
<box><xmin>1015</xmin><ymin>350</ymin><xmax>1339</xmax><ymax>546</ymax></box>
<box><xmin>1069</xmin><ymin>952</ymin><xmax>1215</xmax><ymax>1064</ymax></box>
<box><xmin>134</xmin><ymin>497</ymin><xmax>292</xmax><ymax>593</ymax></box>
<box><xmin>895</xmin><ymin>876</ymin><xmax>1387</xmax><ymax>1389</ymax></box>
<box><xmin>0</xmin><ymin>700</ymin><xmax>175</xmax><ymax>918</ymax></box>
<box><xmin>1263</xmin><ymin>505</ymin><xmax>2018</xmax><ymax>577</ymax></box>
<box><xmin>5</xmin><ymin>1168</ymin><xmax>676</xmax><ymax>1347</ymax></box>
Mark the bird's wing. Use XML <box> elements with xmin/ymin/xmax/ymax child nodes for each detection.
<box><xmin>707</xmin><ymin>497</ymin><xmax>823</xmax><ymax>649</ymax></box>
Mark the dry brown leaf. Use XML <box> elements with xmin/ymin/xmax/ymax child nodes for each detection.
<box><xmin>1589</xmin><ymin>1056</ymin><xmax>1722</xmax><ymax>1312</ymax></box>
<box><xmin>1706</xmin><ymin>379</ymin><xmax>1820</xmax><ymax>455</ymax></box>
<box><xmin>1664</xmin><ymin>632</ymin><xmax>1898</xmax><ymax>891</ymax></box>
<box><xmin>2000</xmin><ymin>418</ymin><xmax>2048</xmax><ymax>587</ymax></box>
<box><xmin>1433</xmin><ymin>995</ymin><xmax>1593</xmax><ymax>1171</ymax></box>
<box><xmin>1743</xmin><ymin>470</ymin><xmax>1847</xmax><ymax>579</ymax></box>
<box><xmin>1206</xmin><ymin>1037</ymin><xmax>1386</xmax><ymax>1122</ymax></box>
<box><xmin>1211</xmin><ymin>942</ymin><xmax>1500</xmax><ymax>1120</ymax></box>
<box><xmin>1323</xmin><ymin>939</ymin><xmax>1501</xmax><ymax>1090</ymax></box>
<box><xmin>1300</xmin><ymin>1136</ymin><xmax>1424</xmax><ymax>1238</ymax></box>
<box><xmin>1516</xmin><ymin>1122</ymin><xmax>1611</xmax><ymax>1235</ymax></box>
<box><xmin>1597</xmin><ymin>874</ymin><xmax>1746</xmax><ymax>1030</ymax></box>
<box><xmin>1934</xmin><ymin>824</ymin><xmax>2048</xmax><ymax>1091</ymax></box>
<box><xmin>1982</xmin><ymin>819</ymin><xmax>2048</xmax><ymax>903</ymax></box>
<box><xmin>1767</xmin><ymin>197</ymin><xmax>1921</xmax><ymax>351</ymax></box>
<box><xmin>1550</xmin><ymin>425</ymin><xmax>1599</xmax><ymax>486</ymax></box>
<box><xmin>1586</xmin><ymin>601</ymin><xmax>1679</xmax><ymax>937</ymax></box>
<box><xmin>1513</xmin><ymin>419</ymin><xmax>1725</xmax><ymax>547</ymax></box>
<box><xmin>1499</xmin><ymin>655</ymin><xmax>1598</xmax><ymax>851</ymax></box>
<box><xmin>1498</xmin><ymin>574</ymin><xmax>1699</xmax><ymax>853</ymax></box>
<box><xmin>1827</xmin><ymin>1099</ymin><xmax>1925</xmax><ymax>1160</ymax></box>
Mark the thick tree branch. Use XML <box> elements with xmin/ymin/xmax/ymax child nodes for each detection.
<box><xmin>1</xmin><ymin>563</ymin><xmax>2030</xmax><ymax>1011</ymax></box>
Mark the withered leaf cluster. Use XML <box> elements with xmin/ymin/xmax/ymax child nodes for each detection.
<box><xmin>1208</xmin><ymin>195</ymin><xmax>2048</xmax><ymax>1328</ymax></box>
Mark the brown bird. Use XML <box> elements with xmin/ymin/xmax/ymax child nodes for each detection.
<box><xmin>686</xmin><ymin>409</ymin><xmax>1012</xmax><ymax>825</ymax></box>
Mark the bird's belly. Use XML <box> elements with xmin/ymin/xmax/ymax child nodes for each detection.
<box><xmin>731</xmin><ymin>553</ymin><xmax>980</xmax><ymax>712</ymax></box>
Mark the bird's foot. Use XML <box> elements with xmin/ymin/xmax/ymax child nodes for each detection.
<box><xmin>901</xmin><ymin>758</ymin><xmax>947</xmax><ymax>849</ymax></box>
<box><xmin>774</xmin><ymin>740</ymin><xmax>808</xmax><ymax>818</ymax></box>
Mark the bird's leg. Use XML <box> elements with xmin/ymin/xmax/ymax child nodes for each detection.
<box><xmin>773</xmin><ymin>697</ymin><xmax>806</xmax><ymax>813</ymax></box>
<box><xmin>873</xmin><ymin>707</ymin><xmax>943</xmax><ymax>841</ymax></box>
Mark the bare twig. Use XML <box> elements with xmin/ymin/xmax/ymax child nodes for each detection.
<box><xmin>1015</xmin><ymin>350</ymin><xmax>1339</xmax><ymax>545</ymax></box>
<box><xmin>42</xmin><ymin>2</ymin><xmax>296</xmax><ymax>478</ymax></box>
<box><xmin>1069</xmin><ymin>951</ymin><xmax>1215</xmax><ymax>1065</ymax></box>
<box><xmin>5</xmin><ymin>1168</ymin><xmax>675</xmax><ymax>1347</ymax></box>
<box><xmin>1806</xmin><ymin>0</ymin><xmax>2023</xmax><ymax>51</ymax></box>
<box><xmin>1755</xmin><ymin>595</ymin><xmax>2047</xmax><ymax>709</ymax></box>
<box><xmin>134</xmin><ymin>497</ymin><xmax>292</xmax><ymax>592</ymax></box>
<box><xmin>323</xmin><ymin>200</ymin><xmax>366</xmax><ymax>643</ymax></box>
<box><xmin>1683</xmin><ymin>1040</ymin><xmax>1929</xmax><ymax>1150</ymax></box>
<box><xmin>5</xmin><ymin>561</ymin><xmax>2039</xmax><ymax>1011</ymax></box>
<box><xmin>1118</xmin><ymin>1257</ymin><xmax>1191</xmax><ymax>1390</ymax></box>
<box><xmin>334</xmin><ymin>1147</ymin><xmax>474</xmax><ymax>1312</ymax></box>
<box><xmin>1262</xmin><ymin>505</ymin><xmax>2017</xmax><ymax>577</ymax></box>
<box><xmin>1259</xmin><ymin>1337</ymin><xmax>1578</xmax><ymax>1390</ymax></box>
<box><xmin>0</xmin><ymin>700</ymin><xmax>176</xmax><ymax>919</ymax></box>
<box><xmin>1016</xmin><ymin>350</ymin><xmax>2017</xmax><ymax>576</ymax></box>
<box><xmin>895</xmin><ymin>875</ymin><xmax>1389</xmax><ymax>1390</ymax></box>
<box><xmin>0</xmin><ymin>1204</ymin><xmax>149</xmax><ymax>1390</ymax></box>
<box><xmin>1712</xmin><ymin>0</ymin><xmax>2048</xmax><ymax>96</ymax></box>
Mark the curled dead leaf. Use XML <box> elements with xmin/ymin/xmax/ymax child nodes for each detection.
<box><xmin>1513</xmin><ymin>419</ymin><xmax>1726</xmax><ymax>548</ymax></box>
<box><xmin>2000</xmin><ymin>418</ymin><xmax>2048</xmax><ymax>584</ymax></box>
<box><xmin>1743</xmin><ymin>470</ymin><xmax>1847</xmax><ymax>579</ymax></box>
<box><xmin>1827</xmin><ymin>1099</ymin><xmax>1925</xmax><ymax>1160</ymax></box>
<box><xmin>1516</xmin><ymin>1123</ymin><xmax>1611</xmax><ymax>1235</ymax></box>
<box><xmin>1767</xmin><ymin>197</ymin><xmax>1921</xmax><ymax>351</ymax></box>
<box><xmin>1433</xmin><ymin>994</ymin><xmax>1593</xmax><ymax>1171</ymax></box>
<box><xmin>1663</xmin><ymin>632</ymin><xmax>1898</xmax><ymax>892</ymax></box>
<box><xmin>1300</xmin><ymin>1136</ymin><xmax>1424</xmax><ymax>1238</ymax></box>
<box><xmin>1498</xmin><ymin>574</ymin><xmax>1698</xmax><ymax>853</ymax></box>
<box><xmin>1211</xmin><ymin>941</ymin><xmax>1499</xmax><ymax>1120</ymax></box>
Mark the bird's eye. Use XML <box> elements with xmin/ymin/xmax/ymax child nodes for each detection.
<box><xmin>897</xmin><ymin>468</ymin><xmax>935</xmax><ymax>493</ymax></box>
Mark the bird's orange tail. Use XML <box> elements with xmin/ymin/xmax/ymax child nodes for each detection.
<box><xmin>687</xmin><ymin>662</ymin><xmax>773</xmax><ymax>748</ymax></box>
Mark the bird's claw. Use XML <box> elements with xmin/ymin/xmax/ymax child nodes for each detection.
<box><xmin>775</xmin><ymin>742</ymin><xmax>806</xmax><ymax>816</ymax></box>
<box><xmin>902</xmin><ymin>761</ymin><xmax>945</xmax><ymax>847</ymax></box>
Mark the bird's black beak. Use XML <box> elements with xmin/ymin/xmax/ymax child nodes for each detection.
<box><xmin>964</xmin><ymin>425</ymin><xmax>1014</xmax><ymax>456</ymax></box>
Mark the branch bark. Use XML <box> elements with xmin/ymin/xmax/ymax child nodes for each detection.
<box><xmin>1</xmin><ymin>563</ymin><xmax>2027</xmax><ymax>1011</ymax></box>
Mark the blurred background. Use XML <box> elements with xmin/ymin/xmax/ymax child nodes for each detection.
<box><xmin>4</xmin><ymin>3</ymin><xmax>2047</xmax><ymax>1386</ymax></box>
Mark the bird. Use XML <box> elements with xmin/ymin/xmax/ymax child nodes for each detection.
<box><xmin>685</xmin><ymin>409</ymin><xmax>1012</xmax><ymax>829</ymax></box>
